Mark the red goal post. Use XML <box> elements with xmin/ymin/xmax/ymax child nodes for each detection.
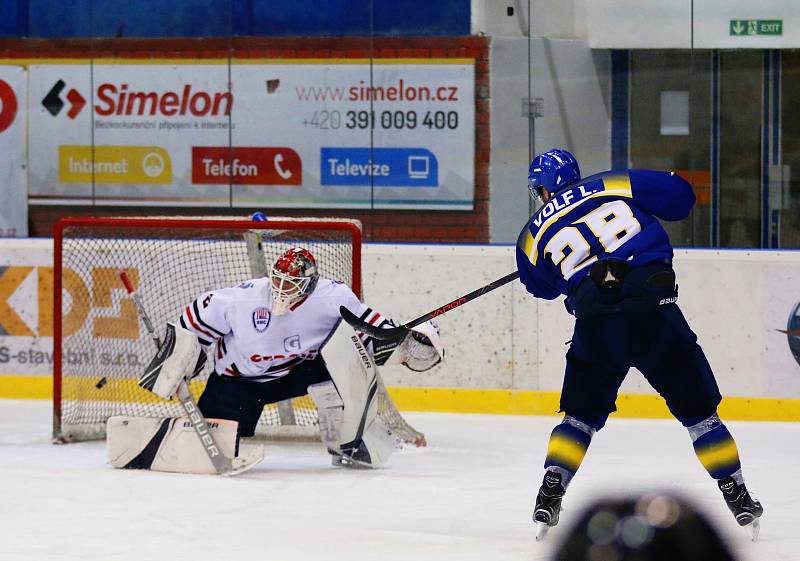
<box><xmin>52</xmin><ymin>216</ymin><xmax>424</xmax><ymax>446</ymax></box>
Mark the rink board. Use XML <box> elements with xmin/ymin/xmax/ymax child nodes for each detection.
<box><xmin>2</xmin><ymin>239</ymin><xmax>800</xmax><ymax>420</ymax></box>
<box><xmin>3</xmin><ymin>374</ymin><xmax>800</xmax><ymax>422</ymax></box>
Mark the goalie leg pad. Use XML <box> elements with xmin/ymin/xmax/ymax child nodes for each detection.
<box><xmin>307</xmin><ymin>380</ymin><xmax>344</xmax><ymax>452</ymax></box>
<box><xmin>140</xmin><ymin>323</ymin><xmax>204</xmax><ymax>400</ymax></box>
<box><xmin>320</xmin><ymin>322</ymin><xmax>395</xmax><ymax>467</ymax></box>
<box><xmin>107</xmin><ymin>416</ymin><xmax>238</xmax><ymax>474</ymax></box>
<box><xmin>339</xmin><ymin>416</ymin><xmax>394</xmax><ymax>468</ymax></box>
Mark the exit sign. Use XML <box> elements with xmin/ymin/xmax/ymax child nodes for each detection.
<box><xmin>730</xmin><ymin>19</ymin><xmax>783</xmax><ymax>36</ymax></box>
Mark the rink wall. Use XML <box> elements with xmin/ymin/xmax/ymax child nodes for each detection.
<box><xmin>2</xmin><ymin>239</ymin><xmax>800</xmax><ymax>421</ymax></box>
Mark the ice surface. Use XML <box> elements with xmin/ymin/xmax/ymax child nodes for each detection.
<box><xmin>1</xmin><ymin>399</ymin><xmax>797</xmax><ymax>561</ymax></box>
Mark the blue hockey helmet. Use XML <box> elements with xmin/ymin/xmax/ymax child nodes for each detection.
<box><xmin>528</xmin><ymin>148</ymin><xmax>581</xmax><ymax>201</ymax></box>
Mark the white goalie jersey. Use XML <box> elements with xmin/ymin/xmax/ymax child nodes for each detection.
<box><xmin>178</xmin><ymin>278</ymin><xmax>389</xmax><ymax>381</ymax></box>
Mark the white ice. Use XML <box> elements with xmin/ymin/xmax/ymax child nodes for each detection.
<box><xmin>1</xmin><ymin>399</ymin><xmax>798</xmax><ymax>561</ymax></box>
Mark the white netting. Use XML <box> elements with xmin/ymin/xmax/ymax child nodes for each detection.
<box><xmin>53</xmin><ymin>217</ymin><xmax>425</xmax><ymax>447</ymax></box>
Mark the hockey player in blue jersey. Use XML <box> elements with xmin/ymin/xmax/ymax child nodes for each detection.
<box><xmin>517</xmin><ymin>148</ymin><xmax>763</xmax><ymax>540</ymax></box>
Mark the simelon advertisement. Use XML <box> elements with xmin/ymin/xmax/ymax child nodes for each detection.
<box><xmin>27</xmin><ymin>60</ymin><xmax>475</xmax><ymax>210</ymax></box>
<box><xmin>0</xmin><ymin>66</ymin><xmax>27</xmax><ymax>237</ymax></box>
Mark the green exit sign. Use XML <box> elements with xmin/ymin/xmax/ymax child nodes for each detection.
<box><xmin>730</xmin><ymin>19</ymin><xmax>783</xmax><ymax>36</ymax></box>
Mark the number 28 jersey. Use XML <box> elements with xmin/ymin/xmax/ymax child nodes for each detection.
<box><xmin>516</xmin><ymin>169</ymin><xmax>695</xmax><ymax>300</ymax></box>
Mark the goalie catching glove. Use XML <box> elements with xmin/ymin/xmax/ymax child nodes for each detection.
<box><xmin>374</xmin><ymin>320</ymin><xmax>444</xmax><ymax>372</ymax></box>
<box><xmin>140</xmin><ymin>323</ymin><xmax>207</xmax><ymax>400</ymax></box>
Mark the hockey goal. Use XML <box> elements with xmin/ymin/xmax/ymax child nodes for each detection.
<box><xmin>52</xmin><ymin>216</ymin><xmax>425</xmax><ymax>446</ymax></box>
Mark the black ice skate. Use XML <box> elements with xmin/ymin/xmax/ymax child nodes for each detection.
<box><xmin>329</xmin><ymin>442</ymin><xmax>374</xmax><ymax>469</ymax></box>
<box><xmin>718</xmin><ymin>476</ymin><xmax>764</xmax><ymax>541</ymax></box>
<box><xmin>533</xmin><ymin>471</ymin><xmax>566</xmax><ymax>541</ymax></box>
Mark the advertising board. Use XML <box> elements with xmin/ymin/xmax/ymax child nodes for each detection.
<box><xmin>28</xmin><ymin>60</ymin><xmax>475</xmax><ymax>210</ymax></box>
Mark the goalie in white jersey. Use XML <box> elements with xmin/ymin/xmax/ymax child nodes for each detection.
<box><xmin>172</xmin><ymin>247</ymin><xmax>443</xmax><ymax>467</ymax></box>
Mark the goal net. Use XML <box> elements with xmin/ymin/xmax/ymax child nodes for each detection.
<box><xmin>52</xmin><ymin>216</ymin><xmax>425</xmax><ymax>447</ymax></box>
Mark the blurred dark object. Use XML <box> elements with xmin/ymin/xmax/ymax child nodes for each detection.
<box><xmin>553</xmin><ymin>495</ymin><xmax>738</xmax><ymax>561</ymax></box>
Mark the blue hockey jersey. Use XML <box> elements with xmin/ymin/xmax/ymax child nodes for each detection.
<box><xmin>516</xmin><ymin>169</ymin><xmax>695</xmax><ymax>300</ymax></box>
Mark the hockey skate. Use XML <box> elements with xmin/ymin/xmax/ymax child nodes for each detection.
<box><xmin>533</xmin><ymin>471</ymin><xmax>566</xmax><ymax>541</ymax></box>
<box><xmin>718</xmin><ymin>476</ymin><xmax>764</xmax><ymax>541</ymax></box>
<box><xmin>329</xmin><ymin>443</ymin><xmax>374</xmax><ymax>469</ymax></box>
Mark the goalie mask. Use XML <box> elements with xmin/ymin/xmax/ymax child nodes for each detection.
<box><xmin>270</xmin><ymin>247</ymin><xmax>320</xmax><ymax>315</ymax></box>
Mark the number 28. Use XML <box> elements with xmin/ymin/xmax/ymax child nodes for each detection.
<box><xmin>544</xmin><ymin>200</ymin><xmax>641</xmax><ymax>279</ymax></box>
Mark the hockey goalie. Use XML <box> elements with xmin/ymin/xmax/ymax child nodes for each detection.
<box><xmin>107</xmin><ymin>247</ymin><xmax>443</xmax><ymax>474</ymax></box>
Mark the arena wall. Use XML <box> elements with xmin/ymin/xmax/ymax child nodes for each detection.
<box><xmin>0</xmin><ymin>37</ymin><xmax>491</xmax><ymax>243</ymax></box>
<box><xmin>2</xmin><ymin>239</ymin><xmax>799</xmax><ymax>421</ymax></box>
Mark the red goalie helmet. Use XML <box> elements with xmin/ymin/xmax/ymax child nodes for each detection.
<box><xmin>270</xmin><ymin>247</ymin><xmax>320</xmax><ymax>315</ymax></box>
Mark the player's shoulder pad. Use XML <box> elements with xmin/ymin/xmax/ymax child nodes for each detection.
<box><xmin>235</xmin><ymin>277</ymin><xmax>269</xmax><ymax>291</ymax></box>
<box><xmin>313</xmin><ymin>278</ymin><xmax>361</xmax><ymax>314</ymax></box>
<box><xmin>208</xmin><ymin>277</ymin><xmax>269</xmax><ymax>304</ymax></box>
<box><xmin>583</xmin><ymin>170</ymin><xmax>628</xmax><ymax>193</ymax></box>
<box><xmin>314</xmin><ymin>278</ymin><xmax>352</xmax><ymax>297</ymax></box>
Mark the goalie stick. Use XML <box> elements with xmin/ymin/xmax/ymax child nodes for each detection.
<box><xmin>119</xmin><ymin>270</ymin><xmax>262</xmax><ymax>475</ymax></box>
<box><xmin>339</xmin><ymin>270</ymin><xmax>520</xmax><ymax>341</ymax></box>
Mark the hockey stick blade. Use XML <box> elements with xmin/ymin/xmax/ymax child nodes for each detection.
<box><xmin>339</xmin><ymin>307</ymin><xmax>409</xmax><ymax>341</ymax></box>
<box><xmin>339</xmin><ymin>270</ymin><xmax>521</xmax><ymax>341</ymax></box>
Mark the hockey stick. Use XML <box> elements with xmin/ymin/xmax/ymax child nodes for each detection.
<box><xmin>119</xmin><ymin>270</ymin><xmax>261</xmax><ymax>475</ymax></box>
<box><xmin>339</xmin><ymin>270</ymin><xmax>520</xmax><ymax>341</ymax></box>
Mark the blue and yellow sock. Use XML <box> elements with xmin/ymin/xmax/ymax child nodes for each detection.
<box><xmin>689</xmin><ymin>415</ymin><xmax>742</xmax><ymax>480</ymax></box>
<box><xmin>543</xmin><ymin>417</ymin><xmax>594</xmax><ymax>486</ymax></box>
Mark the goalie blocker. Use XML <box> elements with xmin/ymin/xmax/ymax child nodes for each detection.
<box><xmin>139</xmin><ymin>323</ymin><xmax>207</xmax><ymax>400</ymax></box>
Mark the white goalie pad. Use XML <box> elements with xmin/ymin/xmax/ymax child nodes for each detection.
<box><xmin>139</xmin><ymin>323</ymin><xmax>203</xmax><ymax>400</ymax></box>
<box><xmin>319</xmin><ymin>322</ymin><xmax>394</xmax><ymax>467</ymax></box>
<box><xmin>107</xmin><ymin>416</ymin><xmax>239</xmax><ymax>474</ymax></box>
<box><xmin>307</xmin><ymin>380</ymin><xmax>344</xmax><ymax>452</ymax></box>
<box><xmin>386</xmin><ymin>321</ymin><xmax>444</xmax><ymax>372</ymax></box>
